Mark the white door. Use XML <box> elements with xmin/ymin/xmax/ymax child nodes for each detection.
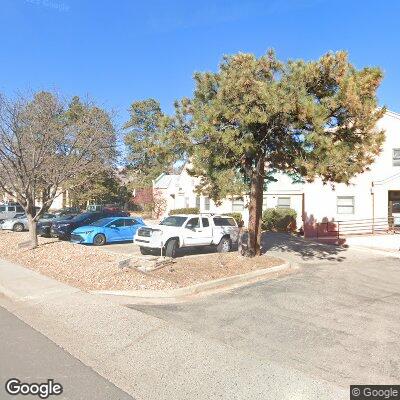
<box><xmin>198</xmin><ymin>217</ymin><xmax>213</xmax><ymax>245</ymax></box>
<box><xmin>183</xmin><ymin>217</ymin><xmax>204</xmax><ymax>245</ymax></box>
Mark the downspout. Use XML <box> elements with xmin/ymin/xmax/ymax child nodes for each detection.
<box><xmin>371</xmin><ymin>182</ymin><xmax>375</xmax><ymax>234</ymax></box>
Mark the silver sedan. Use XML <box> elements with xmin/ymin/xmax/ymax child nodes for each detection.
<box><xmin>1</xmin><ymin>213</ymin><xmax>56</xmax><ymax>232</ymax></box>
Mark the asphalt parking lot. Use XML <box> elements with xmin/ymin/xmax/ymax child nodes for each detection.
<box><xmin>128</xmin><ymin>235</ymin><xmax>400</xmax><ymax>388</ymax></box>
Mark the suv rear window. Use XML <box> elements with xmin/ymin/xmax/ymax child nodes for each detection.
<box><xmin>201</xmin><ymin>218</ymin><xmax>210</xmax><ymax>227</ymax></box>
<box><xmin>213</xmin><ymin>217</ymin><xmax>236</xmax><ymax>227</ymax></box>
<box><xmin>160</xmin><ymin>216</ymin><xmax>187</xmax><ymax>227</ymax></box>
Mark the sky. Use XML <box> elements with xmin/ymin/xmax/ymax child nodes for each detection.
<box><xmin>1</xmin><ymin>0</ymin><xmax>400</xmax><ymax>129</ymax></box>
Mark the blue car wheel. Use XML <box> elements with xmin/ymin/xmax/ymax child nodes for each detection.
<box><xmin>93</xmin><ymin>233</ymin><xmax>106</xmax><ymax>246</ymax></box>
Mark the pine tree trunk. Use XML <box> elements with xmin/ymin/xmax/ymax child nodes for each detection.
<box><xmin>246</xmin><ymin>156</ymin><xmax>264</xmax><ymax>257</ymax></box>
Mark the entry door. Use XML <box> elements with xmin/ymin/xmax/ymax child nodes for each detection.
<box><xmin>388</xmin><ymin>191</ymin><xmax>400</xmax><ymax>227</ymax></box>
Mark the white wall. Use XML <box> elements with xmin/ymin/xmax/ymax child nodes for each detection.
<box><xmin>302</xmin><ymin>112</ymin><xmax>400</xmax><ymax>225</ymax></box>
<box><xmin>155</xmin><ymin>111</ymin><xmax>400</xmax><ymax>233</ymax></box>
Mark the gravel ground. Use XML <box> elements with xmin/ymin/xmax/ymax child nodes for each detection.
<box><xmin>0</xmin><ymin>231</ymin><xmax>283</xmax><ymax>291</ymax></box>
<box><xmin>152</xmin><ymin>252</ymin><xmax>283</xmax><ymax>287</ymax></box>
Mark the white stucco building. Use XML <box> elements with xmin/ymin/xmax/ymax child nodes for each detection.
<box><xmin>1</xmin><ymin>190</ymin><xmax>67</xmax><ymax>211</ymax></box>
<box><xmin>154</xmin><ymin>110</ymin><xmax>400</xmax><ymax>236</ymax></box>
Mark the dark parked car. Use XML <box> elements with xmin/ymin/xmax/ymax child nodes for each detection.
<box><xmin>53</xmin><ymin>207</ymin><xmax>81</xmax><ymax>217</ymax></box>
<box><xmin>50</xmin><ymin>211</ymin><xmax>129</xmax><ymax>240</ymax></box>
<box><xmin>38</xmin><ymin>214</ymin><xmax>78</xmax><ymax>237</ymax></box>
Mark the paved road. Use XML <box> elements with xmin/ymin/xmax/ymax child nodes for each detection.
<box><xmin>128</xmin><ymin>234</ymin><xmax>400</xmax><ymax>388</ymax></box>
<box><xmin>0</xmin><ymin>306</ymin><xmax>133</xmax><ymax>400</ymax></box>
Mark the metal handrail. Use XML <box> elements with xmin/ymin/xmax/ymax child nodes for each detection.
<box><xmin>316</xmin><ymin>217</ymin><xmax>396</xmax><ymax>239</ymax></box>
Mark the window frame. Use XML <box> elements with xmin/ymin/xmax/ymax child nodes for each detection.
<box><xmin>393</xmin><ymin>148</ymin><xmax>400</xmax><ymax>166</ymax></box>
<box><xmin>201</xmin><ymin>217</ymin><xmax>210</xmax><ymax>228</ymax></box>
<box><xmin>262</xmin><ymin>195</ymin><xmax>268</xmax><ymax>210</ymax></box>
<box><xmin>185</xmin><ymin>217</ymin><xmax>200</xmax><ymax>229</ymax></box>
<box><xmin>276</xmin><ymin>197</ymin><xmax>291</xmax><ymax>209</ymax></box>
<box><xmin>232</xmin><ymin>197</ymin><xmax>244</xmax><ymax>212</ymax></box>
<box><xmin>213</xmin><ymin>217</ymin><xmax>236</xmax><ymax>227</ymax></box>
<box><xmin>109</xmin><ymin>218</ymin><xmax>125</xmax><ymax>228</ymax></box>
<box><xmin>336</xmin><ymin>196</ymin><xmax>355</xmax><ymax>215</ymax></box>
<box><xmin>204</xmin><ymin>197</ymin><xmax>210</xmax><ymax>211</ymax></box>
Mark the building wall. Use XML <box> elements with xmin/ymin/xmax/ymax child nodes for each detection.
<box><xmin>1</xmin><ymin>190</ymin><xmax>66</xmax><ymax>211</ymax></box>
<box><xmin>154</xmin><ymin>111</ymin><xmax>400</xmax><ymax>234</ymax></box>
<box><xmin>301</xmin><ymin>111</ymin><xmax>400</xmax><ymax>235</ymax></box>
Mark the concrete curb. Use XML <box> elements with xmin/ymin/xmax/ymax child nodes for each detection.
<box><xmin>91</xmin><ymin>260</ymin><xmax>295</xmax><ymax>300</ymax></box>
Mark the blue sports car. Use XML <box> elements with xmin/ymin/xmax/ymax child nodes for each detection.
<box><xmin>70</xmin><ymin>216</ymin><xmax>145</xmax><ymax>246</ymax></box>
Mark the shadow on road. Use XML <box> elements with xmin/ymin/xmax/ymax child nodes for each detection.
<box><xmin>261</xmin><ymin>232</ymin><xmax>347</xmax><ymax>262</ymax></box>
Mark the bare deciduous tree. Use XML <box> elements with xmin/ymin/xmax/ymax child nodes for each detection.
<box><xmin>0</xmin><ymin>91</ymin><xmax>116</xmax><ymax>248</ymax></box>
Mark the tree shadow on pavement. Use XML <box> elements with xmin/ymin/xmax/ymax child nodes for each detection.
<box><xmin>261</xmin><ymin>232</ymin><xmax>347</xmax><ymax>262</ymax></box>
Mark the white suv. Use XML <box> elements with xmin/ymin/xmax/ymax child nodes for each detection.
<box><xmin>0</xmin><ymin>203</ymin><xmax>25</xmax><ymax>223</ymax></box>
<box><xmin>134</xmin><ymin>214</ymin><xmax>239</xmax><ymax>258</ymax></box>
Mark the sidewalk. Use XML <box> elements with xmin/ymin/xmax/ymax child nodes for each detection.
<box><xmin>0</xmin><ymin>257</ymin><xmax>346</xmax><ymax>400</ymax></box>
<box><xmin>344</xmin><ymin>234</ymin><xmax>400</xmax><ymax>253</ymax></box>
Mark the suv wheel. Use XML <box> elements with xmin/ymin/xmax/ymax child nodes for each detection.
<box><xmin>140</xmin><ymin>247</ymin><xmax>151</xmax><ymax>255</ymax></box>
<box><xmin>217</xmin><ymin>237</ymin><xmax>232</xmax><ymax>253</ymax></box>
<box><xmin>13</xmin><ymin>223</ymin><xmax>24</xmax><ymax>232</ymax></box>
<box><xmin>165</xmin><ymin>239</ymin><xmax>178</xmax><ymax>258</ymax></box>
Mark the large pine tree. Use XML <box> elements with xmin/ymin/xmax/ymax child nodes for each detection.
<box><xmin>186</xmin><ymin>50</ymin><xmax>384</xmax><ymax>256</ymax></box>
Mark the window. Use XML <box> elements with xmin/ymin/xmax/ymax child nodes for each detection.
<box><xmin>337</xmin><ymin>196</ymin><xmax>355</xmax><ymax>214</ymax></box>
<box><xmin>16</xmin><ymin>206</ymin><xmax>24</xmax><ymax>213</ymax></box>
<box><xmin>263</xmin><ymin>195</ymin><xmax>268</xmax><ymax>210</ymax></box>
<box><xmin>0</xmin><ymin>206</ymin><xmax>5</xmax><ymax>212</ymax></box>
<box><xmin>7</xmin><ymin>206</ymin><xmax>16</xmax><ymax>212</ymax></box>
<box><xmin>204</xmin><ymin>197</ymin><xmax>210</xmax><ymax>211</ymax></box>
<box><xmin>111</xmin><ymin>219</ymin><xmax>125</xmax><ymax>228</ymax></box>
<box><xmin>195</xmin><ymin>197</ymin><xmax>200</xmax><ymax>209</ymax></box>
<box><xmin>232</xmin><ymin>198</ymin><xmax>244</xmax><ymax>211</ymax></box>
<box><xmin>213</xmin><ymin>217</ymin><xmax>236</xmax><ymax>227</ymax></box>
<box><xmin>186</xmin><ymin>218</ymin><xmax>200</xmax><ymax>229</ymax></box>
<box><xmin>392</xmin><ymin>201</ymin><xmax>400</xmax><ymax>214</ymax></box>
<box><xmin>393</xmin><ymin>149</ymin><xmax>400</xmax><ymax>166</ymax></box>
<box><xmin>160</xmin><ymin>216</ymin><xmax>187</xmax><ymax>227</ymax></box>
<box><xmin>125</xmin><ymin>219</ymin><xmax>136</xmax><ymax>226</ymax></box>
<box><xmin>277</xmin><ymin>197</ymin><xmax>290</xmax><ymax>209</ymax></box>
<box><xmin>201</xmin><ymin>217</ymin><xmax>210</xmax><ymax>227</ymax></box>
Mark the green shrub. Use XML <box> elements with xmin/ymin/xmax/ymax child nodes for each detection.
<box><xmin>169</xmin><ymin>207</ymin><xmax>200</xmax><ymax>215</ymax></box>
<box><xmin>262</xmin><ymin>208</ymin><xmax>297</xmax><ymax>232</ymax></box>
<box><xmin>225</xmin><ymin>212</ymin><xmax>244</xmax><ymax>227</ymax></box>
